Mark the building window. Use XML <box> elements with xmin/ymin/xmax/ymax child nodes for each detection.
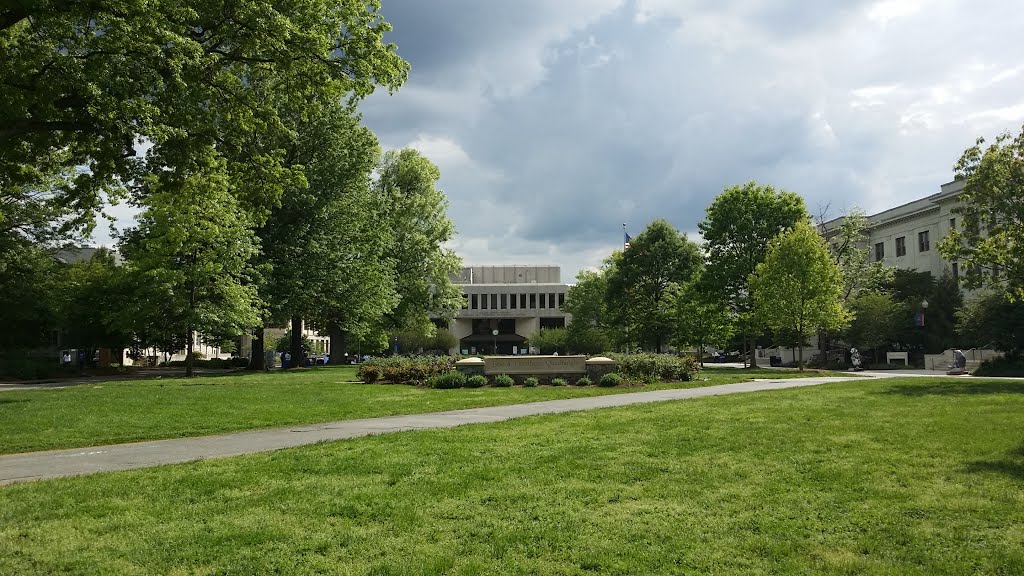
<box><xmin>490</xmin><ymin>294</ymin><xmax>498</xmax><ymax>309</ymax></box>
<box><xmin>529</xmin><ymin>293</ymin><xmax>536</xmax><ymax>309</ymax></box>
<box><xmin>500</xmin><ymin>293</ymin><xmax>507</xmax><ymax>309</ymax></box>
<box><xmin>510</xmin><ymin>293</ymin><xmax>518</xmax><ymax>309</ymax></box>
<box><xmin>549</xmin><ymin>293</ymin><xmax>556</xmax><ymax>308</ymax></box>
<box><xmin>895</xmin><ymin>237</ymin><xmax>906</xmax><ymax>257</ymax></box>
<box><xmin>480</xmin><ymin>293</ymin><xmax>487</xmax><ymax>310</ymax></box>
<box><xmin>558</xmin><ymin>293</ymin><xmax>565</xmax><ymax>308</ymax></box>
<box><xmin>949</xmin><ymin>218</ymin><xmax>956</xmax><ymax>231</ymax></box>
<box><xmin>520</xmin><ymin>294</ymin><xmax>527</xmax><ymax>309</ymax></box>
<box><xmin>874</xmin><ymin>242</ymin><xmax>884</xmax><ymax>262</ymax></box>
<box><xmin>471</xmin><ymin>294</ymin><xmax>478</xmax><ymax>309</ymax></box>
<box><xmin>462</xmin><ymin>294</ymin><xmax>469</xmax><ymax>309</ymax></box>
<box><xmin>951</xmin><ymin>262</ymin><xmax>959</xmax><ymax>281</ymax></box>
<box><xmin>918</xmin><ymin>230</ymin><xmax>930</xmax><ymax>252</ymax></box>
<box><xmin>540</xmin><ymin>317</ymin><xmax>565</xmax><ymax>329</ymax></box>
<box><xmin>540</xmin><ymin>293</ymin><xmax>547</xmax><ymax>309</ymax></box>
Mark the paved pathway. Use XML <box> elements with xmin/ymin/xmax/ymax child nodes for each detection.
<box><xmin>0</xmin><ymin>376</ymin><xmax>878</xmax><ymax>486</ymax></box>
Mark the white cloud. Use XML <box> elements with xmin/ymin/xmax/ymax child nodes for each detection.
<box><xmin>866</xmin><ymin>0</ymin><xmax>926</xmax><ymax>25</ymax></box>
<box><xmin>405</xmin><ymin>135</ymin><xmax>472</xmax><ymax>169</ymax></box>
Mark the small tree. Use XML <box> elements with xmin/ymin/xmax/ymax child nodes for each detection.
<box><xmin>526</xmin><ymin>328</ymin><xmax>568</xmax><ymax>355</ymax></box>
<box><xmin>846</xmin><ymin>291</ymin><xmax>901</xmax><ymax>363</ymax></box>
<box><xmin>120</xmin><ymin>148</ymin><xmax>261</xmax><ymax>377</ymax></box>
<box><xmin>749</xmin><ymin>222</ymin><xmax>849</xmax><ymax>369</ymax></box>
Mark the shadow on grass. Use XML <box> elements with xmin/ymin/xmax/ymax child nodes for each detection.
<box><xmin>0</xmin><ymin>398</ymin><xmax>29</xmax><ymax>405</ymax></box>
<box><xmin>880</xmin><ymin>380</ymin><xmax>1024</xmax><ymax>397</ymax></box>
<box><xmin>966</xmin><ymin>444</ymin><xmax>1024</xmax><ymax>481</ymax></box>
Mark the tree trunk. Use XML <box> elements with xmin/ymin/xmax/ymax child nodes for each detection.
<box><xmin>185</xmin><ymin>331</ymin><xmax>194</xmax><ymax>378</ymax></box>
<box><xmin>289</xmin><ymin>315</ymin><xmax>304</xmax><ymax>369</ymax></box>
<box><xmin>798</xmin><ymin>344</ymin><xmax>804</xmax><ymax>371</ymax></box>
<box><xmin>327</xmin><ymin>321</ymin><xmax>347</xmax><ymax>365</ymax></box>
<box><xmin>249</xmin><ymin>325</ymin><xmax>265</xmax><ymax>371</ymax></box>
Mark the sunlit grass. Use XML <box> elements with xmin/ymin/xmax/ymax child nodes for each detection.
<box><xmin>1</xmin><ymin>376</ymin><xmax>1021</xmax><ymax>574</ymax></box>
<box><xmin>0</xmin><ymin>365</ymin><xmax>855</xmax><ymax>454</ymax></box>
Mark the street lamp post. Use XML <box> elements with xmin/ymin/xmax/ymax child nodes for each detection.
<box><xmin>920</xmin><ymin>299</ymin><xmax>929</xmax><ymax>358</ymax></box>
<box><xmin>492</xmin><ymin>329</ymin><xmax>499</xmax><ymax>355</ymax></box>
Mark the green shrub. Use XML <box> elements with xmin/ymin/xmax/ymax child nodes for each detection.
<box><xmin>973</xmin><ymin>356</ymin><xmax>1024</xmax><ymax>377</ymax></box>
<box><xmin>358</xmin><ymin>364</ymin><xmax>382</xmax><ymax>383</ymax></box>
<box><xmin>427</xmin><ymin>371</ymin><xmax>466</xmax><ymax>389</ymax></box>
<box><xmin>610</xmin><ymin>353</ymin><xmax>700</xmax><ymax>382</ymax></box>
<box><xmin>523</xmin><ymin>377</ymin><xmax>538</xmax><ymax>387</ymax></box>
<box><xmin>465</xmin><ymin>374</ymin><xmax>488</xmax><ymax>388</ymax></box>
<box><xmin>574</xmin><ymin>376</ymin><xmax>592</xmax><ymax>386</ymax></box>
<box><xmin>493</xmin><ymin>374</ymin><xmax>514</xmax><ymax>387</ymax></box>
<box><xmin>359</xmin><ymin>355</ymin><xmax>456</xmax><ymax>385</ymax></box>
<box><xmin>550</xmin><ymin>378</ymin><xmax>567</xmax><ymax>387</ymax></box>
<box><xmin>598</xmin><ymin>372</ymin><xmax>623</xmax><ymax>387</ymax></box>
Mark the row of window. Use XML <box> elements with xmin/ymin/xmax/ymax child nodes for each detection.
<box><xmin>874</xmin><ymin>221</ymin><xmax>952</xmax><ymax>262</ymax></box>
<box><xmin>463</xmin><ymin>292</ymin><xmax>566</xmax><ymax>311</ymax></box>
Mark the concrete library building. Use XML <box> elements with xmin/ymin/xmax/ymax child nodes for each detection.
<box><xmin>445</xmin><ymin>265</ymin><xmax>572</xmax><ymax>355</ymax></box>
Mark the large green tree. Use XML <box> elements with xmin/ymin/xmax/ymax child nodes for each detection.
<box><xmin>563</xmin><ymin>264</ymin><xmax>617</xmax><ymax>354</ymax></box>
<box><xmin>606</xmin><ymin>219</ymin><xmax>702</xmax><ymax>351</ymax></box>
<box><xmin>939</xmin><ymin>124</ymin><xmax>1024</xmax><ymax>301</ymax></box>
<box><xmin>254</xmin><ymin>103</ymin><xmax>394</xmax><ymax>368</ymax></box>
<box><xmin>699</xmin><ymin>182</ymin><xmax>808</xmax><ymax>366</ymax></box>
<box><xmin>1</xmin><ymin>1</ymin><xmax>408</xmax><ymax>235</ymax></box>
<box><xmin>669</xmin><ymin>276</ymin><xmax>734</xmax><ymax>365</ymax></box>
<box><xmin>119</xmin><ymin>148</ymin><xmax>261</xmax><ymax>377</ymax></box>
<box><xmin>749</xmin><ymin>222</ymin><xmax>849</xmax><ymax>369</ymax></box>
<box><xmin>375</xmin><ymin>149</ymin><xmax>463</xmax><ymax>337</ymax></box>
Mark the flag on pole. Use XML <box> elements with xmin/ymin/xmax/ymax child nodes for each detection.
<box><xmin>624</xmin><ymin>231</ymin><xmax>631</xmax><ymax>250</ymax></box>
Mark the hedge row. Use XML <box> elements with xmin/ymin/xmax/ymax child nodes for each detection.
<box><xmin>606</xmin><ymin>353</ymin><xmax>700</xmax><ymax>383</ymax></box>
<box><xmin>426</xmin><ymin>371</ymin><xmax>626</xmax><ymax>389</ymax></box>
<box><xmin>358</xmin><ymin>356</ymin><xmax>457</xmax><ymax>385</ymax></box>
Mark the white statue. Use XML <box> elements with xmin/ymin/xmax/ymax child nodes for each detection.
<box><xmin>850</xmin><ymin>348</ymin><xmax>862</xmax><ymax>371</ymax></box>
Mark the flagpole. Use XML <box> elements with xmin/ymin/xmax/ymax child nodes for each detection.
<box><xmin>622</xmin><ymin>223</ymin><xmax>626</xmax><ymax>250</ymax></box>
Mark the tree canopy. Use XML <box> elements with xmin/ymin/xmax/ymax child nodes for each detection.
<box><xmin>1</xmin><ymin>1</ymin><xmax>409</xmax><ymax>235</ymax></box>
<box><xmin>375</xmin><ymin>149</ymin><xmax>463</xmax><ymax>336</ymax></box>
<box><xmin>606</xmin><ymin>219</ymin><xmax>702</xmax><ymax>351</ymax></box>
<box><xmin>939</xmin><ymin>124</ymin><xmax>1024</xmax><ymax>301</ymax></box>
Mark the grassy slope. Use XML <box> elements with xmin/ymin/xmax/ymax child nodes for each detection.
<box><xmin>0</xmin><ymin>366</ymin><xmax>849</xmax><ymax>454</ymax></box>
<box><xmin>1</xmin><ymin>377</ymin><xmax>1022</xmax><ymax>574</ymax></box>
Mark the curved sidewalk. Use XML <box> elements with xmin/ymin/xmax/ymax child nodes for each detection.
<box><xmin>0</xmin><ymin>376</ymin><xmax>868</xmax><ymax>486</ymax></box>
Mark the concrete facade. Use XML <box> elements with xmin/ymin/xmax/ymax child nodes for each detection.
<box><xmin>447</xmin><ymin>265</ymin><xmax>572</xmax><ymax>355</ymax></box>
<box><xmin>824</xmin><ymin>180</ymin><xmax>966</xmax><ymax>281</ymax></box>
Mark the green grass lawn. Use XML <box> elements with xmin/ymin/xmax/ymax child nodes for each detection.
<box><xmin>1</xmin><ymin>376</ymin><xmax>1021</xmax><ymax>574</ymax></box>
<box><xmin>0</xmin><ymin>366</ymin><xmax>853</xmax><ymax>454</ymax></box>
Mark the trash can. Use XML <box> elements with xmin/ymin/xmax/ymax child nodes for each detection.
<box><xmin>769</xmin><ymin>355</ymin><xmax>782</xmax><ymax>367</ymax></box>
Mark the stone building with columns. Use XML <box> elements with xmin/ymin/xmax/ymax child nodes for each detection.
<box><xmin>445</xmin><ymin>265</ymin><xmax>572</xmax><ymax>355</ymax></box>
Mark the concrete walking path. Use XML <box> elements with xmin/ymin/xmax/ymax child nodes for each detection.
<box><xmin>1</xmin><ymin>375</ymin><xmax>879</xmax><ymax>486</ymax></box>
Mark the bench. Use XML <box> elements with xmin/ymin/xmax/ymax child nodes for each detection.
<box><xmin>886</xmin><ymin>351</ymin><xmax>909</xmax><ymax>366</ymax></box>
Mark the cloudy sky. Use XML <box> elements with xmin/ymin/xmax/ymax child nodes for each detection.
<box><xmin>96</xmin><ymin>0</ymin><xmax>1024</xmax><ymax>282</ymax></box>
<box><xmin>360</xmin><ymin>0</ymin><xmax>1024</xmax><ymax>281</ymax></box>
